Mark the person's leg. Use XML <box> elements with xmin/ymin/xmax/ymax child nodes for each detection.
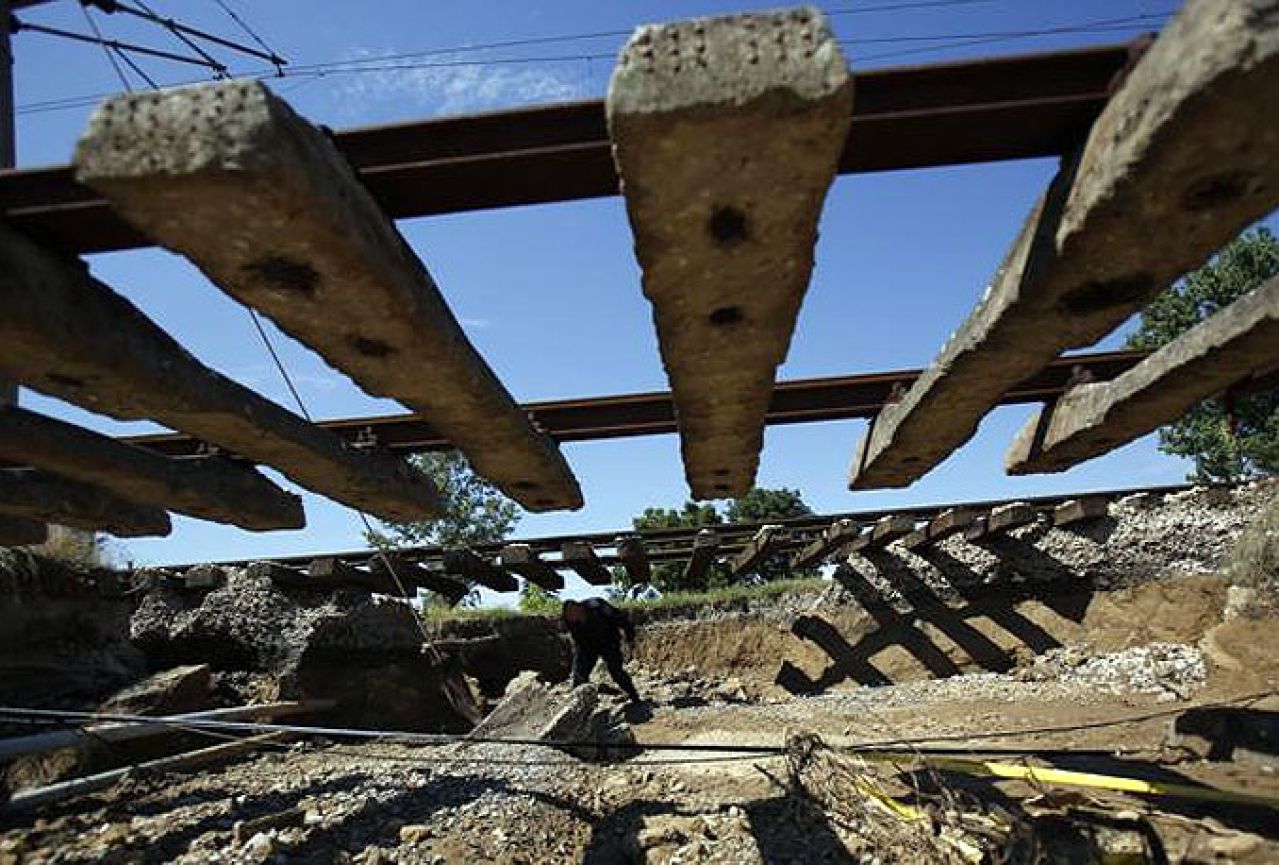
<box><xmin>601</xmin><ymin>642</ymin><xmax>641</xmax><ymax>702</ymax></box>
<box><xmin>571</xmin><ymin>644</ymin><xmax>599</xmax><ymax>687</ymax></box>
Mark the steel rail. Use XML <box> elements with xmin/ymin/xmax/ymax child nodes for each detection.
<box><xmin>171</xmin><ymin>480</ymin><xmax>1200</xmax><ymax>571</ymax></box>
<box><xmin>119</xmin><ymin>350</ymin><xmax>1145</xmax><ymax>461</ymax></box>
<box><xmin>0</xmin><ymin>42</ymin><xmax>1135</xmax><ymax>254</ymax></box>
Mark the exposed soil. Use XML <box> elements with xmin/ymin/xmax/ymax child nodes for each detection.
<box><xmin>2</xmin><ymin>483</ymin><xmax>1276</xmax><ymax>862</ymax></box>
<box><xmin>3</xmin><ymin>567</ymin><xmax>1278</xmax><ymax>864</ymax></box>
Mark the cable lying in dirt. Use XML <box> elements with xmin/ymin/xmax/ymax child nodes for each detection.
<box><xmin>5</xmin><ymin>688</ymin><xmax>1276</xmax><ymax>758</ymax></box>
<box><xmin>4</xmin><ymin>692</ymin><xmax>1279</xmax><ymax>799</ymax></box>
<box><xmin>5</xmin><ymin>690</ymin><xmax>1279</xmax><ymax>814</ymax></box>
<box><xmin>0</xmin><ymin>705</ymin><xmax>782</xmax><ymax>756</ymax></box>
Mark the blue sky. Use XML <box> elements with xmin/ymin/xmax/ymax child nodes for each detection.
<box><xmin>7</xmin><ymin>0</ymin><xmax>1260</xmax><ymax>572</ymax></box>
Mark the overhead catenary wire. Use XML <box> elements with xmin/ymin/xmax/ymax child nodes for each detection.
<box><xmin>262</xmin><ymin>12</ymin><xmax>1172</xmax><ymax>79</ymax></box>
<box><xmin>13</xmin><ymin>11</ymin><xmax>1171</xmax><ymax>117</ymax></box>
<box><xmin>851</xmin><ymin>12</ymin><xmax>1169</xmax><ymax>63</ymax></box>
<box><xmin>111</xmin><ymin>43</ymin><xmax>157</xmax><ymax>89</ymax></box>
<box><xmin>85</xmin><ymin>0</ymin><xmax>272</xmax><ymax>70</ymax></box>
<box><xmin>127</xmin><ymin>0</ymin><xmax>229</xmax><ymax>78</ymax></box>
<box><xmin>242</xmin><ymin>302</ymin><xmax>442</xmax><ymax>638</ymax></box>
<box><xmin>10</xmin><ymin>16</ymin><xmax>225</xmax><ymax>70</ymax></box>
<box><xmin>74</xmin><ymin>0</ymin><xmax>130</xmax><ymax>92</ymax></box>
<box><xmin>208</xmin><ymin>0</ymin><xmax>285</xmax><ymax>72</ymax></box>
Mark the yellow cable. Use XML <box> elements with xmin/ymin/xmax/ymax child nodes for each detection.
<box><xmin>859</xmin><ymin>750</ymin><xmax>1279</xmax><ymax>809</ymax></box>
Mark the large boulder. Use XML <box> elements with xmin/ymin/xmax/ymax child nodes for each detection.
<box><xmin>99</xmin><ymin>664</ymin><xmax>212</xmax><ymax>717</ymax></box>
<box><xmin>128</xmin><ymin>567</ymin><xmax>479</xmax><ymax>732</ymax></box>
<box><xmin>470</xmin><ymin>672</ymin><xmax>635</xmax><ymax>761</ymax></box>
<box><xmin>130</xmin><ymin>565</ymin><xmax>424</xmax><ymax>670</ymax></box>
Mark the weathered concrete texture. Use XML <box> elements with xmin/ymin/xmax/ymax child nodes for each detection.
<box><xmin>0</xmin><ymin>468</ymin><xmax>171</xmax><ymax>537</ymax></box>
<box><xmin>607</xmin><ymin>8</ymin><xmax>853</xmax><ymax>498</ymax></box>
<box><xmin>898</xmin><ymin>526</ymin><xmax>930</xmax><ymax>551</ymax></box>
<box><xmin>849</xmin><ymin>514</ymin><xmax>914</xmax><ymax>553</ymax></box>
<box><xmin>928</xmin><ymin>508</ymin><xmax>978</xmax><ymax>542</ymax></box>
<box><xmin>0</xmin><ymin>405</ymin><xmax>303</xmax><ymax>531</ymax></box>
<box><xmin>0</xmin><ymin>222</ymin><xmax>441</xmax><ymax>523</ymax></box>
<box><xmin>730</xmin><ymin>525</ymin><xmax>787</xmax><ymax>576</ymax></box>
<box><xmin>1008</xmin><ymin>274</ymin><xmax>1279</xmax><ymax>475</ymax></box>
<box><xmin>966</xmin><ymin>502</ymin><xmax>1036</xmax><ymax>542</ymax></box>
<box><xmin>469</xmin><ymin>673</ymin><xmax>635</xmax><ymax>762</ymax></box>
<box><xmin>98</xmin><ymin>664</ymin><xmax>212</xmax><ymax>718</ymax></box>
<box><xmin>615</xmin><ymin>535</ymin><xmax>651</xmax><ymax>585</ymax></box>
<box><xmin>0</xmin><ymin>515</ymin><xmax>46</xmax><ymax>546</ymax></box>
<box><xmin>129</xmin><ymin>567</ymin><xmax>479</xmax><ymax>731</ymax></box>
<box><xmin>500</xmin><ymin>543</ymin><xmax>564</xmax><ymax>591</ymax></box>
<box><xmin>841</xmin><ymin>481</ymin><xmax>1275</xmax><ymax>600</ymax></box>
<box><xmin>306</xmin><ymin>557</ymin><xmax>387</xmax><ymax>593</ymax></box>
<box><xmin>443</xmin><ymin>548</ymin><xmax>519</xmax><ymax>593</ymax></box>
<box><xmin>871</xmin><ymin>514</ymin><xmax>915</xmax><ymax>544</ymax></box>
<box><xmin>901</xmin><ymin>508</ymin><xmax>977</xmax><ymax>551</ymax></box>
<box><xmin>1053</xmin><ymin>497</ymin><xmax>1110</xmax><ymax>527</ymax></box>
<box><xmin>562</xmin><ymin>540</ymin><xmax>612</xmax><ymax>586</ymax></box>
<box><xmin>851</xmin><ymin>0</ymin><xmax>1279</xmax><ymax>489</ymax></box>
<box><xmin>790</xmin><ymin>518</ymin><xmax>860</xmax><ymax>569</ymax></box>
<box><xmin>370</xmin><ymin>553</ymin><xmax>469</xmax><ymax>604</ymax></box>
<box><xmin>682</xmin><ymin>528</ymin><xmax>721</xmax><ymax>585</ymax></box>
<box><xmin>74</xmin><ymin>81</ymin><xmax>581</xmax><ymax>513</ymax></box>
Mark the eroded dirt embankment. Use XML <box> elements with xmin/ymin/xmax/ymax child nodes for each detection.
<box><xmin>2</xmin><ymin>481</ymin><xmax>1277</xmax><ymax>863</ymax></box>
<box><xmin>435</xmin><ymin>481</ymin><xmax>1275</xmax><ymax>699</ymax></box>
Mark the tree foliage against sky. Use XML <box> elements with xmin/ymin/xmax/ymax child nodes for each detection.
<box><xmin>364</xmin><ymin>452</ymin><xmax>520</xmax><ymax>605</ymax></box>
<box><xmin>364</xmin><ymin>452</ymin><xmax>521</xmax><ymax>550</ymax></box>
<box><xmin>623</xmin><ymin>487</ymin><xmax>814</xmax><ymax>592</ymax></box>
<box><xmin>1126</xmin><ymin>227</ymin><xmax>1279</xmax><ymax>482</ymax></box>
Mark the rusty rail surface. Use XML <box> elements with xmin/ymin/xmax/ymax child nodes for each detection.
<box><xmin>0</xmin><ymin>43</ymin><xmax>1133</xmax><ymax>254</ymax></box>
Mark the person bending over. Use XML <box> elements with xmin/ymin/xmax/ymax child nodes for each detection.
<box><xmin>561</xmin><ymin>598</ymin><xmax>641</xmax><ymax>703</ymax></box>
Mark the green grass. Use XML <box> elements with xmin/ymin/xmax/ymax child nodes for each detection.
<box><xmin>615</xmin><ymin>577</ymin><xmax>827</xmax><ymax>613</ymax></box>
<box><xmin>420</xmin><ymin>603</ymin><xmax>527</xmax><ymax>624</ymax></box>
<box><xmin>418</xmin><ymin>576</ymin><xmax>829</xmax><ymax>624</ymax></box>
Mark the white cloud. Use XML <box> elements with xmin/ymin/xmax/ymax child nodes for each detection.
<box><xmin>328</xmin><ymin>48</ymin><xmax>588</xmax><ymax>118</ymax></box>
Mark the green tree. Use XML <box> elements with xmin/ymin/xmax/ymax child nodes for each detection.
<box><xmin>725</xmin><ymin>487</ymin><xmax>812</xmax><ymax>524</ymax></box>
<box><xmin>364</xmin><ymin>452</ymin><xmax>520</xmax><ymax>604</ymax></box>
<box><xmin>626</xmin><ymin>501</ymin><xmax>725</xmax><ymax>592</ymax></box>
<box><xmin>1127</xmin><ymin>227</ymin><xmax>1279</xmax><ymax>482</ymax></box>
<box><xmin>518</xmin><ymin>581</ymin><xmax>561</xmax><ymax>614</ymax></box>
<box><xmin>622</xmin><ymin>488</ymin><xmax>814</xmax><ymax>592</ymax></box>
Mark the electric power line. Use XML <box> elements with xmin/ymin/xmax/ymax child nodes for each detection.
<box><xmin>94</xmin><ymin>0</ymin><xmax>274</xmax><ymax>69</ymax></box>
<box><xmin>241</xmin><ymin>305</ymin><xmax>439</xmax><ymax>641</ymax></box>
<box><xmin>130</xmin><ymin>0</ymin><xmax>230</xmax><ymax>78</ymax></box>
<box><xmin>13</xmin><ymin>8</ymin><xmax>1170</xmax><ymax>117</ymax></box>
<box><xmin>209</xmin><ymin>0</ymin><xmax>285</xmax><ymax>72</ymax></box>
<box><xmin>111</xmin><ymin>43</ymin><xmax>158</xmax><ymax>89</ymax></box>
<box><xmin>11</xmin><ymin>16</ymin><xmax>226</xmax><ymax>70</ymax></box>
<box><xmin>75</xmin><ymin>0</ymin><xmax>131</xmax><ymax>93</ymax></box>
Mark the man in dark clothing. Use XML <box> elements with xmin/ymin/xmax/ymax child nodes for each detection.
<box><xmin>562</xmin><ymin>598</ymin><xmax>641</xmax><ymax>703</ymax></box>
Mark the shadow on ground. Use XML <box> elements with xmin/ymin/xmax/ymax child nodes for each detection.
<box><xmin>776</xmin><ymin>546</ymin><xmax>1096</xmax><ymax>695</ymax></box>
